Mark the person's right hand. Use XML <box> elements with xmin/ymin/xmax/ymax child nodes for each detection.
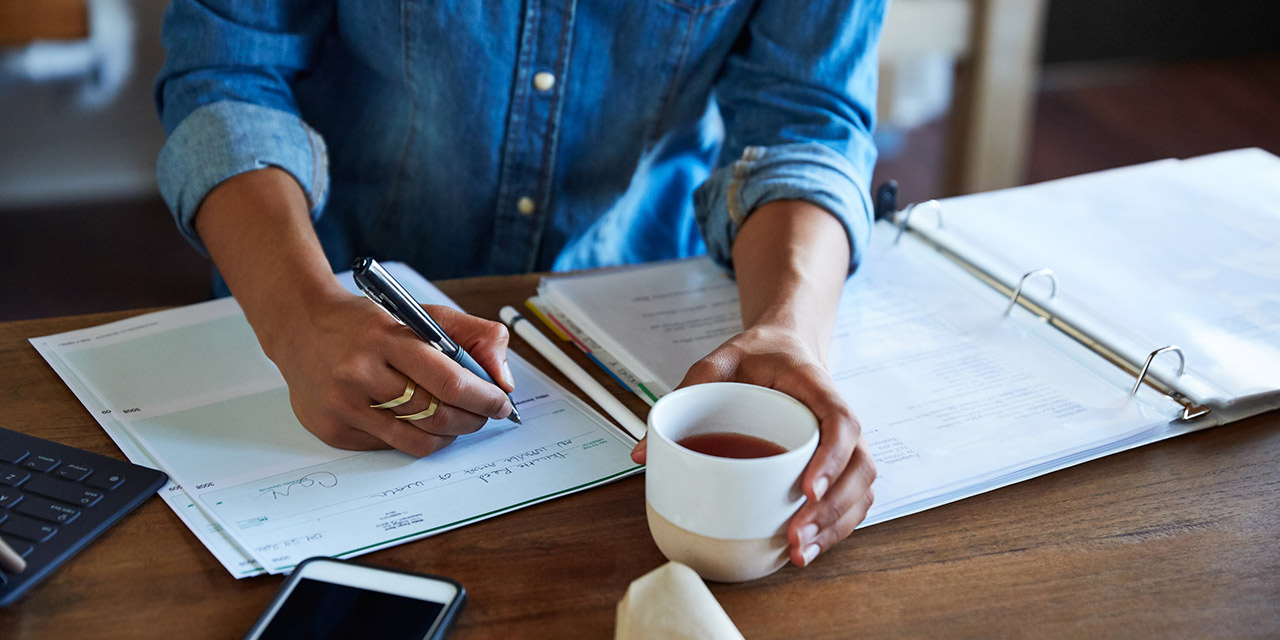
<box><xmin>261</xmin><ymin>291</ymin><xmax>516</xmax><ymax>456</ymax></box>
<box><xmin>193</xmin><ymin>168</ymin><xmax>513</xmax><ymax>456</ymax></box>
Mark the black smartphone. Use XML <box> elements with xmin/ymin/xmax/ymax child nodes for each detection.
<box><xmin>243</xmin><ymin>557</ymin><xmax>465</xmax><ymax>640</ymax></box>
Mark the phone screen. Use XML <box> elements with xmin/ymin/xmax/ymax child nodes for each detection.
<box><xmin>256</xmin><ymin>578</ymin><xmax>446</xmax><ymax>640</ymax></box>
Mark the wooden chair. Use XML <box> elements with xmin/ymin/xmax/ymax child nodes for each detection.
<box><xmin>880</xmin><ymin>0</ymin><xmax>1049</xmax><ymax>195</ymax></box>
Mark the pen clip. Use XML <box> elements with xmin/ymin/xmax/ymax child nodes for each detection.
<box><xmin>356</xmin><ymin>282</ymin><xmax>402</xmax><ymax>323</ymax></box>
<box><xmin>353</xmin><ymin>257</ymin><xmax>457</xmax><ymax>356</ymax></box>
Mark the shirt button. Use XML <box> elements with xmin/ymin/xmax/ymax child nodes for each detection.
<box><xmin>533</xmin><ymin>72</ymin><xmax>556</xmax><ymax>92</ymax></box>
<box><xmin>517</xmin><ymin>197</ymin><xmax>537</xmax><ymax>215</ymax></box>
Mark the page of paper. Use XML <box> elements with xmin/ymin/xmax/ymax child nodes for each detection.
<box><xmin>913</xmin><ymin>149</ymin><xmax>1280</xmax><ymax>409</ymax></box>
<box><xmin>33</xmin><ymin>264</ymin><xmax>641</xmax><ymax>575</ymax></box>
<box><xmin>539</xmin><ymin>229</ymin><xmax>1185</xmax><ymax>522</ymax></box>
<box><xmin>828</xmin><ymin>231</ymin><xmax>1184</xmax><ymax>516</ymax></box>
<box><xmin>29</xmin><ymin>340</ymin><xmax>262</xmax><ymax>576</ymax></box>
<box><xmin>540</xmin><ymin>260</ymin><xmax>743</xmax><ymax>398</ymax></box>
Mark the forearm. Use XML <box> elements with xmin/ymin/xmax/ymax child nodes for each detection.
<box><xmin>194</xmin><ymin>167</ymin><xmax>347</xmax><ymax>358</ymax></box>
<box><xmin>731</xmin><ymin>200</ymin><xmax>850</xmax><ymax>363</ymax></box>
<box><xmin>673</xmin><ymin>200</ymin><xmax>871</xmax><ymax>566</ymax></box>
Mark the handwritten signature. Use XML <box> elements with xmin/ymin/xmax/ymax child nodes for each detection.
<box><xmin>267</xmin><ymin>472</ymin><xmax>338</xmax><ymax>500</ymax></box>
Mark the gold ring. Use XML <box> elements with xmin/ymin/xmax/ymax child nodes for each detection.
<box><xmin>396</xmin><ymin>397</ymin><xmax>439</xmax><ymax>421</ymax></box>
<box><xmin>371</xmin><ymin>379</ymin><xmax>415</xmax><ymax>409</ymax></box>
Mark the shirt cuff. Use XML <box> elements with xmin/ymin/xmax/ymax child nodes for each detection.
<box><xmin>694</xmin><ymin>142</ymin><xmax>873</xmax><ymax>276</ymax></box>
<box><xmin>156</xmin><ymin>101</ymin><xmax>329</xmax><ymax>256</ymax></box>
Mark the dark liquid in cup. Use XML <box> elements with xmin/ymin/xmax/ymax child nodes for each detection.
<box><xmin>676</xmin><ymin>432</ymin><xmax>788</xmax><ymax>459</ymax></box>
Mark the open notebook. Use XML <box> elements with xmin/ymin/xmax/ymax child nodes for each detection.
<box><xmin>533</xmin><ymin>148</ymin><xmax>1280</xmax><ymax>526</ymax></box>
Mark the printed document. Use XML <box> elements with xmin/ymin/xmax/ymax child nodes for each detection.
<box><xmin>540</xmin><ymin>230</ymin><xmax>1188</xmax><ymax>524</ymax></box>
<box><xmin>32</xmin><ymin>265</ymin><xmax>641</xmax><ymax>576</ymax></box>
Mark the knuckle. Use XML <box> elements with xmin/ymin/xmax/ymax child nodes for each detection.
<box><xmin>434</xmin><ymin>368</ymin><xmax>467</xmax><ymax>402</ymax></box>
<box><xmin>484</xmin><ymin>321</ymin><xmax>509</xmax><ymax>345</ymax></box>
<box><xmin>331</xmin><ymin>357</ymin><xmax>364</xmax><ymax>385</ymax></box>
<box><xmin>402</xmin><ymin>433</ymin><xmax>441</xmax><ymax>458</ymax></box>
<box><xmin>370</xmin><ymin>326</ymin><xmax>404</xmax><ymax>354</ymax></box>
<box><xmin>482</xmin><ymin>393</ymin><xmax>507</xmax><ymax>418</ymax></box>
<box><xmin>862</xmin><ymin>451</ymin><xmax>878</xmax><ymax>479</ymax></box>
<box><xmin>458</xmin><ymin>414</ymin><xmax>488</xmax><ymax>435</ymax></box>
<box><xmin>834</xmin><ymin>410</ymin><xmax>862</xmax><ymax>441</ymax></box>
<box><xmin>308</xmin><ymin>423</ymin><xmax>354</xmax><ymax>450</ymax></box>
<box><xmin>434</xmin><ymin>408</ymin><xmax>486</xmax><ymax>436</ymax></box>
<box><xmin>684</xmin><ymin>359</ymin><xmax>723</xmax><ymax>384</ymax></box>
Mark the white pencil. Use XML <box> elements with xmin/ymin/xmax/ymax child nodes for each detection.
<box><xmin>500</xmin><ymin>306</ymin><xmax>647</xmax><ymax>441</ymax></box>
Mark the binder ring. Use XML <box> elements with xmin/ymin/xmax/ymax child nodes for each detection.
<box><xmin>894</xmin><ymin>199</ymin><xmax>944</xmax><ymax>244</ymax></box>
<box><xmin>1003</xmin><ymin>268</ymin><xmax>1058</xmax><ymax>315</ymax></box>
<box><xmin>1130</xmin><ymin>345</ymin><xmax>1186</xmax><ymax>396</ymax></box>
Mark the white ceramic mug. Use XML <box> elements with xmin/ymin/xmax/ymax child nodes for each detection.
<box><xmin>645</xmin><ymin>382</ymin><xmax>819</xmax><ymax>582</ymax></box>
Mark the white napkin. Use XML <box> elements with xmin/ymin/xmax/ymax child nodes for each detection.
<box><xmin>615</xmin><ymin>562</ymin><xmax>745</xmax><ymax>640</ymax></box>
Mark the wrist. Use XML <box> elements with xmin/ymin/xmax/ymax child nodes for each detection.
<box><xmin>743</xmin><ymin>311</ymin><xmax>826</xmax><ymax>358</ymax></box>
<box><xmin>253</xmin><ymin>276</ymin><xmax>350</xmax><ymax>360</ymax></box>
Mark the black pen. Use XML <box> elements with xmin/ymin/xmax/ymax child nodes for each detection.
<box><xmin>352</xmin><ymin>257</ymin><xmax>522</xmax><ymax>424</ymax></box>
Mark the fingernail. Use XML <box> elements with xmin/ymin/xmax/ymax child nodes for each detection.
<box><xmin>501</xmin><ymin>360</ymin><xmax>515</xmax><ymax>389</ymax></box>
<box><xmin>812</xmin><ymin>476</ymin><xmax>829</xmax><ymax>501</ymax></box>
<box><xmin>800</xmin><ymin>523</ymin><xmax>818</xmax><ymax>546</ymax></box>
<box><xmin>801</xmin><ymin>543</ymin><xmax>820</xmax><ymax>567</ymax></box>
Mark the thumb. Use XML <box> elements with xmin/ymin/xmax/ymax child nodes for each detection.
<box><xmin>630</xmin><ymin>436</ymin><xmax>648</xmax><ymax>464</ymax></box>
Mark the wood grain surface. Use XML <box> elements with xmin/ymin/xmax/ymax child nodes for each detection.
<box><xmin>0</xmin><ymin>274</ymin><xmax>1276</xmax><ymax>638</ymax></box>
<box><xmin>0</xmin><ymin>0</ymin><xmax>87</xmax><ymax>46</ymax></box>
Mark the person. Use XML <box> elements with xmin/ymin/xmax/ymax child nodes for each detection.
<box><xmin>155</xmin><ymin>0</ymin><xmax>884</xmax><ymax>570</ymax></box>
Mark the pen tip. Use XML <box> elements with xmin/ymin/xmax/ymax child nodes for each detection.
<box><xmin>509</xmin><ymin>407</ymin><xmax>523</xmax><ymax>424</ymax></box>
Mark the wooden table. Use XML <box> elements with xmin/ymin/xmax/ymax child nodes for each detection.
<box><xmin>1</xmin><ymin>274</ymin><xmax>1278</xmax><ymax>638</ymax></box>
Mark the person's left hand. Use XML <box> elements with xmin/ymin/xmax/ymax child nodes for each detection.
<box><xmin>630</xmin><ymin>321</ymin><xmax>876</xmax><ymax>568</ymax></box>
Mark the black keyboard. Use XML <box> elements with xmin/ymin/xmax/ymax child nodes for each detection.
<box><xmin>0</xmin><ymin>427</ymin><xmax>167</xmax><ymax>606</ymax></box>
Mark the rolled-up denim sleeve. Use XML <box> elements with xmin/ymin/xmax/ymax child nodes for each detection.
<box><xmin>695</xmin><ymin>0</ymin><xmax>886</xmax><ymax>276</ymax></box>
<box><xmin>154</xmin><ymin>0</ymin><xmax>333</xmax><ymax>256</ymax></box>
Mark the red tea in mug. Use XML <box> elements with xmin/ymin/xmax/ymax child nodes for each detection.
<box><xmin>676</xmin><ymin>432</ymin><xmax>787</xmax><ymax>459</ymax></box>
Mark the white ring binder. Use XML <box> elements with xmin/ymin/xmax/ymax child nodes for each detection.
<box><xmin>894</xmin><ymin>199</ymin><xmax>944</xmax><ymax>244</ymax></box>
<box><xmin>1003</xmin><ymin>268</ymin><xmax>1058</xmax><ymax>316</ymax></box>
<box><xmin>1130</xmin><ymin>345</ymin><xmax>1186</xmax><ymax>396</ymax></box>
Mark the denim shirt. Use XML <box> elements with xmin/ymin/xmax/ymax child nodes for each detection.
<box><xmin>155</xmin><ymin>0</ymin><xmax>884</xmax><ymax>281</ymax></box>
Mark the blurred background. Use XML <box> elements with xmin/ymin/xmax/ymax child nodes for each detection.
<box><xmin>2</xmin><ymin>0</ymin><xmax>1279</xmax><ymax>321</ymax></box>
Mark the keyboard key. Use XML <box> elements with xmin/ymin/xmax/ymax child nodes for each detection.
<box><xmin>2</xmin><ymin>516</ymin><xmax>57</xmax><ymax>543</ymax></box>
<box><xmin>17</xmin><ymin>497</ymin><xmax>80</xmax><ymax>525</ymax></box>
<box><xmin>55</xmin><ymin>463</ymin><xmax>93</xmax><ymax>482</ymax></box>
<box><xmin>22</xmin><ymin>455</ymin><xmax>60</xmax><ymax>473</ymax></box>
<box><xmin>0</xmin><ymin>466</ymin><xmax>28</xmax><ymax>487</ymax></box>
<box><xmin>6</xmin><ymin>540</ymin><xmax>32</xmax><ymax>558</ymax></box>
<box><xmin>0</xmin><ymin>490</ymin><xmax>22</xmax><ymax>509</ymax></box>
<box><xmin>25</xmin><ymin>476</ymin><xmax>103</xmax><ymax>508</ymax></box>
<box><xmin>0</xmin><ymin>444</ymin><xmax>27</xmax><ymax>465</ymax></box>
<box><xmin>0</xmin><ymin>427</ymin><xmax>168</xmax><ymax>606</ymax></box>
<box><xmin>87</xmin><ymin>473</ymin><xmax>125</xmax><ymax>490</ymax></box>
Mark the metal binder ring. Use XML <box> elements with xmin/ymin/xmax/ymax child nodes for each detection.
<box><xmin>894</xmin><ymin>199</ymin><xmax>944</xmax><ymax>244</ymax></box>
<box><xmin>1130</xmin><ymin>345</ymin><xmax>1186</xmax><ymax>396</ymax></box>
<box><xmin>1003</xmin><ymin>268</ymin><xmax>1058</xmax><ymax>315</ymax></box>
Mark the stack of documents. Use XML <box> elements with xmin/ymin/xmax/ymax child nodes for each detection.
<box><xmin>535</xmin><ymin>148</ymin><xmax>1280</xmax><ymax>526</ymax></box>
<box><xmin>31</xmin><ymin>265</ymin><xmax>642</xmax><ymax>577</ymax></box>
